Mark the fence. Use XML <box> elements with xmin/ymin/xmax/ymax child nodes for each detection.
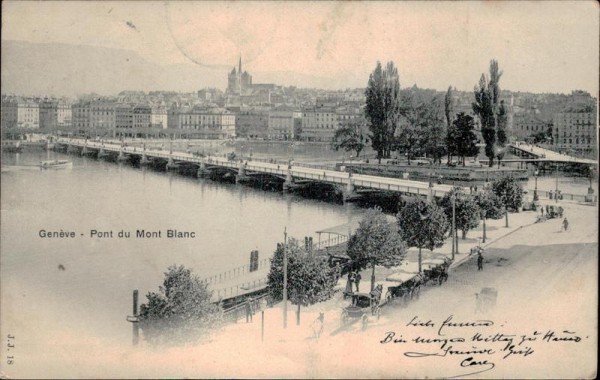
<box><xmin>201</xmin><ymin>258</ymin><xmax>270</xmax><ymax>286</ymax></box>
<box><xmin>212</xmin><ymin>278</ymin><xmax>269</xmax><ymax>301</ymax></box>
<box><xmin>313</xmin><ymin>234</ymin><xmax>349</xmax><ymax>250</ymax></box>
<box><xmin>530</xmin><ymin>189</ymin><xmax>597</xmax><ymax>203</ymax></box>
<box><xmin>222</xmin><ymin>293</ymin><xmax>271</xmax><ymax>324</ymax></box>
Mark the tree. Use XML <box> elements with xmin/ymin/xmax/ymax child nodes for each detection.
<box><xmin>347</xmin><ymin>208</ymin><xmax>407</xmax><ymax>291</ymax></box>
<box><xmin>474</xmin><ymin>188</ymin><xmax>505</xmax><ymax>243</ymax></box>
<box><xmin>453</xmin><ymin>113</ymin><xmax>480</xmax><ymax>166</ymax></box>
<box><xmin>445</xmin><ymin>86</ymin><xmax>458</xmax><ymax>164</ymax></box>
<box><xmin>496</xmin><ymin>100</ymin><xmax>508</xmax><ymax>165</ymax></box>
<box><xmin>397</xmin><ymin>90</ymin><xmax>440</xmax><ymax>164</ymax></box>
<box><xmin>397</xmin><ymin>198</ymin><xmax>449</xmax><ymax>273</ymax></box>
<box><xmin>439</xmin><ymin>188</ymin><xmax>481</xmax><ymax>239</ymax></box>
<box><xmin>138</xmin><ymin>265</ymin><xmax>222</xmax><ymax>345</ymax></box>
<box><xmin>365</xmin><ymin>61</ymin><xmax>402</xmax><ymax>162</ymax></box>
<box><xmin>267</xmin><ymin>239</ymin><xmax>337</xmax><ymax>324</ymax></box>
<box><xmin>331</xmin><ymin>117</ymin><xmax>369</xmax><ymax>158</ymax></box>
<box><xmin>421</xmin><ymin>96</ymin><xmax>447</xmax><ymax>165</ymax></box>
<box><xmin>473</xmin><ymin>60</ymin><xmax>503</xmax><ymax>167</ymax></box>
<box><xmin>491</xmin><ymin>177</ymin><xmax>524</xmax><ymax>212</ymax></box>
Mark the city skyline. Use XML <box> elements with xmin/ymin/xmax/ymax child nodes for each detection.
<box><xmin>1</xmin><ymin>1</ymin><xmax>599</xmax><ymax>96</ymax></box>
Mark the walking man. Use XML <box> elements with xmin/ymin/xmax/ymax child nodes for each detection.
<box><xmin>562</xmin><ymin>217</ymin><xmax>569</xmax><ymax>232</ymax></box>
<box><xmin>477</xmin><ymin>252</ymin><xmax>484</xmax><ymax>271</ymax></box>
<box><xmin>355</xmin><ymin>272</ymin><xmax>362</xmax><ymax>292</ymax></box>
<box><xmin>245</xmin><ymin>297</ymin><xmax>254</xmax><ymax>323</ymax></box>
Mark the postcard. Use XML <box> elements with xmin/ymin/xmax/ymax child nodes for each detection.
<box><xmin>1</xmin><ymin>1</ymin><xmax>598</xmax><ymax>378</ymax></box>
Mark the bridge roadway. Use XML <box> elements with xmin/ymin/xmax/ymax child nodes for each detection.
<box><xmin>57</xmin><ymin>138</ymin><xmax>456</xmax><ymax>198</ymax></box>
<box><xmin>508</xmin><ymin>142</ymin><xmax>597</xmax><ymax>165</ymax></box>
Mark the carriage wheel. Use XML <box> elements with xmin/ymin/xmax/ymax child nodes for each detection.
<box><xmin>361</xmin><ymin>314</ymin><xmax>368</xmax><ymax>330</ymax></box>
<box><xmin>414</xmin><ymin>286</ymin><xmax>421</xmax><ymax>300</ymax></box>
<box><xmin>341</xmin><ymin>311</ymin><xmax>348</xmax><ymax>326</ymax></box>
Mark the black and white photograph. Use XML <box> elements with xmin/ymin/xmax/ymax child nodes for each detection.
<box><xmin>1</xmin><ymin>1</ymin><xmax>598</xmax><ymax>378</ymax></box>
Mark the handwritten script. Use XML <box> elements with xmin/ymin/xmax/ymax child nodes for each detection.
<box><xmin>380</xmin><ymin>315</ymin><xmax>585</xmax><ymax>377</ymax></box>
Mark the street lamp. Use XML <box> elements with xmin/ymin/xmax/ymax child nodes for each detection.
<box><xmin>451</xmin><ymin>190</ymin><xmax>456</xmax><ymax>260</ymax></box>
<box><xmin>533</xmin><ymin>169</ymin><xmax>539</xmax><ymax>201</ymax></box>
<box><xmin>504</xmin><ymin>188</ymin><xmax>509</xmax><ymax>228</ymax></box>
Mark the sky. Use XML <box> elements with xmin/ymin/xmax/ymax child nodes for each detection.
<box><xmin>2</xmin><ymin>1</ymin><xmax>599</xmax><ymax>94</ymax></box>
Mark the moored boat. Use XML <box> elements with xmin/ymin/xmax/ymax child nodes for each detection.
<box><xmin>1</xmin><ymin>141</ymin><xmax>23</xmax><ymax>153</ymax></box>
<box><xmin>40</xmin><ymin>159</ymin><xmax>73</xmax><ymax>169</ymax></box>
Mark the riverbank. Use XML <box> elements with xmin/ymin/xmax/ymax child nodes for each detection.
<box><xmin>120</xmin><ymin>201</ymin><xmax>593</xmax><ymax>379</ymax></box>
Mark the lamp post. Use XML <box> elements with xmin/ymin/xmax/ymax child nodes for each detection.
<box><xmin>555</xmin><ymin>162</ymin><xmax>559</xmax><ymax>203</ymax></box>
<box><xmin>282</xmin><ymin>227</ymin><xmax>288</xmax><ymax>329</ymax></box>
<box><xmin>451</xmin><ymin>191</ymin><xmax>456</xmax><ymax>260</ymax></box>
<box><xmin>533</xmin><ymin>169</ymin><xmax>539</xmax><ymax>201</ymax></box>
<box><xmin>504</xmin><ymin>188</ymin><xmax>509</xmax><ymax>228</ymax></box>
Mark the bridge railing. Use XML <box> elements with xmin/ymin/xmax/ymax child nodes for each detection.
<box><xmin>313</xmin><ymin>235</ymin><xmax>348</xmax><ymax>250</ymax></box>
<box><xmin>211</xmin><ymin>278</ymin><xmax>269</xmax><ymax>303</ymax></box>
<box><xmin>222</xmin><ymin>292</ymin><xmax>271</xmax><ymax>324</ymax></box>
<box><xmin>201</xmin><ymin>258</ymin><xmax>270</xmax><ymax>286</ymax></box>
<box><xmin>529</xmin><ymin>189</ymin><xmax>597</xmax><ymax>203</ymax></box>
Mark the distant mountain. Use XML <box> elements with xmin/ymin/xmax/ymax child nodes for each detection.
<box><xmin>1</xmin><ymin>40</ymin><xmax>354</xmax><ymax>97</ymax></box>
<box><xmin>0</xmin><ymin>40</ymin><xmax>231</xmax><ymax>97</ymax></box>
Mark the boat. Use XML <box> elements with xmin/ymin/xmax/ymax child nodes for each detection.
<box><xmin>1</xmin><ymin>141</ymin><xmax>23</xmax><ymax>153</ymax></box>
<box><xmin>40</xmin><ymin>159</ymin><xmax>73</xmax><ymax>169</ymax></box>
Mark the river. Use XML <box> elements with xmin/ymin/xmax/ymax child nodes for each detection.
<box><xmin>0</xmin><ymin>149</ymin><xmax>364</xmax><ymax>349</ymax></box>
<box><xmin>0</xmin><ymin>147</ymin><xmax>595</xmax><ymax>361</ymax></box>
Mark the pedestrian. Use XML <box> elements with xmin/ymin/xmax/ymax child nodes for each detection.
<box><xmin>355</xmin><ymin>272</ymin><xmax>362</xmax><ymax>292</ymax></box>
<box><xmin>541</xmin><ymin>206</ymin><xmax>544</xmax><ymax>217</ymax></box>
<box><xmin>245</xmin><ymin>296</ymin><xmax>254</xmax><ymax>323</ymax></box>
<box><xmin>562</xmin><ymin>217</ymin><xmax>569</xmax><ymax>232</ymax></box>
<box><xmin>477</xmin><ymin>252</ymin><xmax>483</xmax><ymax>271</ymax></box>
<box><xmin>344</xmin><ymin>272</ymin><xmax>354</xmax><ymax>297</ymax></box>
<box><xmin>545</xmin><ymin>205</ymin><xmax>549</xmax><ymax>214</ymax></box>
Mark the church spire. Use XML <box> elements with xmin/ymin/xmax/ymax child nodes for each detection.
<box><xmin>239</xmin><ymin>55</ymin><xmax>242</xmax><ymax>74</ymax></box>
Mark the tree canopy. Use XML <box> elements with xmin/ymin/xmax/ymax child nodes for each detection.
<box><xmin>491</xmin><ymin>177</ymin><xmax>524</xmax><ymax>212</ymax></box>
<box><xmin>138</xmin><ymin>265</ymin><xmax>222</xmax><ymax>345</ymax></box>
<box><xmin>347</xmin><ymin>207</ymin><xmax>407</xmax><ymax>290</ymax></box>
<box><xmin>267</xmin><ymin>239</ymin><xmax>337</xmax><ymax>309</ymax></box>
<box><xmin>473</xmin><ymin>60</ymin><xmax>504</xmax><ymax>167</ymax></box>
<box><xmin>398</xmin><ymin>198</ymin><xmax>449</xmax><ymax>251</ymax></box>
<box><xmin>331</xmin><ymin>117</ymin><xmax>369</xmax><ymax>158</ymax></box>
<box><xmin>474</xmin><ymin>188</ymin><xmax>505</xmax><ymax>219</ymax></box>
<box><xmin>439</xmin><ymin>188</ymin><xmax>481</xmax><ymax>239</ymax></box>
<box><xmin>365</xmin><ymin>61</ymin><xmax>402</xmax><ymax>161</ymax></box>
<box><xmin>452</xmin><ymin>112</ymin><xmax>480</xmax><ymax>166</ymax></box>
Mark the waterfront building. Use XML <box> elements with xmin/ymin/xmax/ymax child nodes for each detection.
<box><xmin>314</xmin><ymin>107</ymin><xmax>338</xmax><ymax>141</ymax></box>
<box><xmin>513</xmin><ymin>115</ymin><xmax>551</xmax><ymax>141</ymax></box>
<box><xmin>169</xmin><ymin>105</ymin><xmax>236</xmax><ymax>139</ymax></box>
<box><xmin>133</xmin><ymin>105</ymin><xmax>152</xmax><ymax>129</ymax></box>
<box><xmin>268</xmin><ymin>105</ymin><xmax>301</xmax><ymax>140</ymax></box>
<box><xmin>72</xmin><ymin>100</ymin><xmax>116</xmax><ymax>138</ymax></box>
<box><xmin>235</xmin><ymin>107</ymin><xmax>269</xmax><ymax>139</ymax></box>
<box><xmin>552</xmin><ymin>111</ymin><xmax>597</xmax><ymax>155</ymax></box>
<box><xmin>300</xmin><ymin>107</ymin><xmax>318</xmax><ymax>141</ymax></box>
<box><xmin>57</xmin><ymin>101</ymin><xmax>72</xmax><ymax>129</ymax></box>
<box><xmin>1</xmin><ymin>98</ymin><xmax>39</xmax><ymax>129</ymax></box>
<box><xmin>90</xmin><ymin>100</ymin><xmax>116</xmax><ymax>138</ymax></box>
<box><xmin>39</xmin><ymin>99</ymin><xmax>58</xmax><ymax>131</ymax></box>
<box><xmin>115</xmin><ymin>104</ymin><xmax>133</xmax><ymax>137</ymax></box>
<box><xmin>151</xmin><ymin>104</ymin><xmax>168</xmax><ymax>129</ymax></box>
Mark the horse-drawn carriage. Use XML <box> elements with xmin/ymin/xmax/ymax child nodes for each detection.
<box><xmin>476</xmin><ymin>287</ymin><xmax>498</xmax><ymax>313</ymax></box>
<box><xmin>421</xmin><ymin>258</ymin><xmax>451</xmax><ymax>286</ymax></box>
<box><xmin>382</xmin><ymin>271</ymin><xmax>423</xmax><ymax>306</ymax></box>
<box><xmin>340</xmin><ymin>290</ymin><xmax>382</xmax><ymax>330</ymax></box>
